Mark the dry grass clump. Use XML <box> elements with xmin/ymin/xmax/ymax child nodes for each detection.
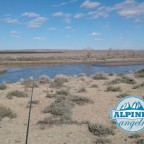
<box><xmin>71</xmin><ymin>95</ymin><xmax>93</xmax><ymax>105</ymax></box>
<box><xmin>117</xmin><ymin>93</ymin><xmax>130</xmax><ymax>98</ymax></box>
<box><xmin>91</xmin><ymin>84</ymin><xmax>98</xmax><ymax>88</ymax></box>
<box><xmin>88</xmin><ymin>123</ymin><xmax>115</xmax><ymax>136</ymax></box>
<box><xmin>37</xmin><ymin>116</ymin><xmax>63</xmax><ymax>126</ymax></box>
<box><xmin>39</xmin><ymin>75</ymin><xmax>50</xmax><ymax>84</ymax></box>
<box><xmin>78</xmin><ymin>87</ymin><xmax>87</xmax><ymax>93</ymax></box>
<box><xmin>133</xmin><ymin>82</ymin><xmax>144</xmax><ymax>89</ymax></box>
<box><xmin>95</xmin><ymin>138</ymin><xmax>111</xmax><ymax>144</ymax></box>
<box><xmin>128</xmin><ymin>134</ymin><xmax>141</xmax><ymax>139</ymax></box>
<box><xmin>108</xmin><ymin>73</ymin><xmax>114</xmax><ymax>76</ymax></box>
<box><xmin>44</xmin><ymin>87</ymin><xmax>93</xmax><ymax>124</ymax></box>
<box><xmin>27</xmin><ymin>100</ymin><xmax>39</xmax><ymax>108</ymax></box>
<box><xmin>0</xmin><ymin>105</ymin><xmax>16</xmax><ymax>120</ymax></box>
<box><xmin>46</xmin><ymin>93</ymin><xmax>56</xmax><ymax>98</ymax></box>
<box><xmin>50</xmin><ymin>75</ymin><xmax>68</xmax><ymax>88</ymax></box>
<box><xmin>21</xmin><ymin>79</ymin><xmax>39</xmax><ymax>88</ymax></box>
<box><xmin>135</xmin><ymin>139</ymin><xmax>144</xmax><ymax>144</ymax></box>
<box><xmin>6</xmin><ymin>90</ymin><xmax>27</xmax><ymax>99</ymax></box>
<box><xmin>78</xmin><ymin>73</ymin><xmax>86</xmax><ymax>77</ymax></box>
<box><xmin>108</xmin><ymin>76</ymin><xmax>136</xmax><ymax>85</ymax></box>
<box><xmin>0</xmin><ymin>84</ymin><xmax>7</xmax><ymax>90</ymax></box>
<box><xmin>56</xmin><ymin>88</ymin><xmax>70</xmax><ymax>96</ymax></box>
<box><xmin>107</xmin><ymin>86</ymin><xmax>121</xmax><ymax>92</ymax></box>
<box><xmin>128</xmin><ymin>134</ymin><xmax>144</xmax><ymax>144</ymax></box>
<box><xmin>135</xmin><ymin>68</ymin><xmax>144</xmax><ymax>78</ymax></box>
<box><xmin>37</xmin><ymin>116</ymin><xmax>88</xmax><ymax>127</ymax></box>
<box><xmin>0</xmin><ymin>67</ymin><xmax>7</xmax><ymax>74</ymax></box>
<box><xmin>44</xmin><ymin>98</ymin><xmax>74</xmax><ymax>122</ymax></box>
<box><xmin>92</xmin><ymin>73</ymin><xmax>107</xmax><ymax>80</ymax></box>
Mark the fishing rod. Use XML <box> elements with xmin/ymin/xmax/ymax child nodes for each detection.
<box><xmin>25</xmin><ymin>77</ymin><xmax>34</xmax><ymax>144</ymax></box>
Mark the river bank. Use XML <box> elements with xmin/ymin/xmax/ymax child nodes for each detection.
<box><xmin>0</xmin><ymin>50</ymin><xmax>144</xmax><ymax>66</ymax></box>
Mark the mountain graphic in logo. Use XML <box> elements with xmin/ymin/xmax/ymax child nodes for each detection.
<box><xmin>120</xmin><ymin>101</ymin><xmax>144</xmax><ymax>110</ymax></box>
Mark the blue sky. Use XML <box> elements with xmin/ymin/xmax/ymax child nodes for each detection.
<box><xmin>0</xmin><ymin>0</ymin><xmax>144</xmax><ymax>50</ymax></box>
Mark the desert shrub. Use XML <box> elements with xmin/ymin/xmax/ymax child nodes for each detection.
<box><xmin>50</xmin><ymin>75</ymin><xmax>68</xmax><ymax>88</ymax></box>
<box><xmin>133</xmin><ymin>82</ymin><xmax>144</xmax><ymax>89</ymax></box>
<box><xmin>88</xmin><ymin>123</ymin><xmax>115</xmax><ymax>136</ymax></box>
<box><xmin>108</xmin><ymin>76</ymin><xmax>136</xmax><ymax>85</ymax></box>
<box><xmin>46</xmin><ymin>93</ymin><xmax>56</xmax><ymax>98</ymax></box>
<box><xmin>108</xmin><ymin>73</ymin><xmax>114</xmax><ymax>76</ymax></box>
<box><xmin>44</xmin><ymin>98</ymin><xmax>73</xmax><ymax>122</ymax></box>
<box><xmin>92</xmin><ymin>73</ymin><xmax>107</xmax><ymax>80</ymax></box>
<box><xmin>37</xmin><ymin>116</ymin><xmax>62</xmax><ymax>126</ymax></box>
<box><xmin>78</xmin><ymin>73</ymin><xmax>86</xmax><ymax>77</ymax></box>
<box><xmin>107</xmin><ymin>78</ymin><xmax>122</xmax><ymax>85</ymax></box>
<box><xmin>137</xmin><ymin>69</ymin><xmax>144</xmax><ymax>73</ymax></box>
<box><xmin>6</xmin><ymin>90</ymin><xmax>27</xmax><ymax>99</ymax></box>
<box><xmin>37</xmin><ymin>117</ymin><xmax>88</xmax><ymax>126</ymax></box>
<box><xmin>135</xmin><ymin>139</ymin><xmax>144</xmax><ymax>144</ymax></box>
<box><xmin>135</xmin><ymin>68</ymin><xmax>144</xmax><ymax>78</ymax></box>
<box><xmin>117</xmin><ymin>74</ymin><xmax>125</xmax><ymax>77</ymax></box>
<box><xmin>121</xmin><ymin>76</ymin><xmax>136</xmax><ymax>84</ymax></box>
<box><xmin>71</xmin><ymin>95</ymin><xmax>93</xmax><ymax>105</ymax></box>
<box><xmin>107</xmin><ymin>86</ymin><xmax>121</xmax><ymax>92</ymax></box>
<box><xmin>135</xmin><ymin>73</ymin><xmax>144</xmax><ymax>78</ymax></box>
<box><xmin>28</xmin><ymin>100</ymin><xmax>39</xmax><ymax>105</ymax></box>
<box><xmin>91</xmin><ymin>84</ymin><xmax>98</xmax><ymax>88</ymax></box>
<box><xmin>56</xmin><ymin>89</ymin><xmax>70</xmax><ymax>96</ymax></box>
<box><xmin>27</xmin><ymin>100</ymin><xmax>39</xmax><ymax>108</ymax></box>
<box><xmin>78</xmin><ymin>87</ymin><xmax>87</xmax><ymax>93</ymax></box>
<box><xmin>39</xmin><ymin>75</ymin><xmax>50</xmax><ymax>84</ymax></box>
<box><xmin>117</xmin><ymin>93</ymin><xmax>130</xmax><ymax>98</ymax></box>
<box><xmin>0</xmin><ymin>68</ymin><xmax>7</xmax><ymax>74</ymax></box>
<box><xmin>128</xmin><ymin>134</ymin><xmax>141</xmax><ymax>139</ymax></box>
<box><xmin>21</xmin><ymin>79</ymin><xmax>39</xmax><ymax>88</ymax></box>
<box><xmin>95</xmin><ymin>138</ymin><xmax>111</xmax><ymax>144</ymax></box>
<box><xmin>0</xmin><ymin>105</ymin><xmax>16</xmax><ymax>119</ymax></box>
<box><xmin>0</xmin><ymin>84</ymin><xmax>7</xmax><ymax>90</ymax></box>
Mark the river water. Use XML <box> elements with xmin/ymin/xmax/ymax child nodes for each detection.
<box><xmin>0</xmin><ymin>63</ymin><xmax>144</xmax><ymax>83</ymax></box>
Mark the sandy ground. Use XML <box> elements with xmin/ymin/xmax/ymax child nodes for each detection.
<box><xmin>0</xmin><ymin>73</ymin><xmax>144</xmax><ymax>144</ymax></box>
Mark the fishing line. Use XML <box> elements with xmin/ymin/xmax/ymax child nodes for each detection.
<box><xmin>25</xmin><ymin>77</ymin><xmax>34</xmax><ymax>144</ymax></box>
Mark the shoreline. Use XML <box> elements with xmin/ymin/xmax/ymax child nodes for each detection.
<box><xmin>0</xmin><ymin>58</ymin><xmax>144</xmax><ymax>67</ymax></box>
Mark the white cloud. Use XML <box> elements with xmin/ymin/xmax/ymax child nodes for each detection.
<box><xmin>88</xmin><ymin>6</ymin><xmax>111</xmax><ymax>19</ymax></box>
<box><xmin>119</xmin><ymin>37</ymin><xmax>124</xmax><ymax>40</ymax></box>
<box><xmin>53</xmin><ymin>12</ymin><xmax>71</xmax><ymax>17</ymax></box>
<box><xmin>52</xmin><ymin>2</ymin><xmax>66</xmax><ymax>7</ymax></box>
<box><xmin>103</xmin><ymin>24</ymin><xmax>110</xmax><ymax>30</ymax></box>
<box><xmin>48</xmin><ymin>27</ymin><xmax>57</xmax><ymax>31</ymax></box>
<box><xmin>80</xmin><ymin>0</ymin><xmax>100</xmax><ymax>9</ymax></box>
<box><xmin>10</xmin><ymin>30</ymin><xmax>21</xmax><ymax>38</ymax></box>
<box><xmin>65</xmin><ymin>26</ymin><xmax>72</xmax><ymax>30</ymax></box>
<box><xmin>33</xmin><ymin>37</ymin><xmax>45</xmax><ymax>40</ymax></box>
<box><xmin>86</xmin><ymin>0</ymin><xmax>144</xmax><ymax>20</ymax></box>
<box><xmin>118</xmin><ymin>4</ymin><xmax>144</xmax><ymax>18</ymax></box>
<box><xmin>53</xmin><ymin>12</ymin><xmax>71</xmax><ymax>24</ymax></box>
<box><xmin>64</xmin><ymin>18</ymin><xmax>71</xmax><ymax>24</ymax></box>
<box><xmin>74</xmin><ymin>13</ymin><xmax>85</xmax><ymax>19</ymax></box>
<box><xmin>28</xmin><ymin>17</ymin><xmax>47</xmax><ymax>28</ymax></box>
<box><xmin>53</xmin><ymin>12</ymin><xmax>64</xmax><ymax>17</ymax></box>
<box><xmin>21</xmin><ymin>12</ymin><xmax>40</xmax><ymax>17</ymax></box>
<box><xmin>95</xmin><ymin>38</ymin><xmax>103</xmax><ymax>41</ymax></box>
<box><xmin>91</xmin><ymin>32</ymin><xmax>101</xmax><ymax>37</ymax></box>
<box><xmin>3</xmin><ymin>18</ymin><xmax>18</xmax><ymax>24</ymax></box>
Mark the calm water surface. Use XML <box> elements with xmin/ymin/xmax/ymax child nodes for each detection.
<box><xmin>0</xmin><ymin>63</ymin><xmax>144</xmax><ymax>83</ymax></box>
